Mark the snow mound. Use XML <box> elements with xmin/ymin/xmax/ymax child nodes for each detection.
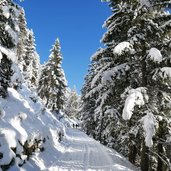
<box><xmin>0</xmin><ymin>84</ymin><xmax>65</xmax><ymax>169</ymax></box>
<box><xmin>147</xmin><ymin>48</ymin><xmax>162</xmax><ymax>63</ymax></box>
<box><xmin>113</xmin><ymin>42</ymin><xmax>133</xmax><ymax>55</ymax></box>
<box><xmin>122</xmin><ymin>87</ymin><xmax>148</xmax><ymax>120</ymax></box>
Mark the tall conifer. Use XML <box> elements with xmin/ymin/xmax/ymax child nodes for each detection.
<box><xmin>38</xmin><ymin>38</ymin><xmax>67</xmax><ymax>113</ymax></box>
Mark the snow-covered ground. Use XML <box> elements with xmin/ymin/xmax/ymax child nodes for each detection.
<box><xmin>0</xmin><ymin>85</ymin><xmax>64</xmax><ymax>171</ymax></box>
<box><xmin>0</xmin><ymin>85</ymin><xmax>138</xmax><ymax>171</ymax></box>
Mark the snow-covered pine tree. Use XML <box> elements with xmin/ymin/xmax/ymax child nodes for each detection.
<box><xmin>102</xmin><ymin>0</ymin><xmax>171</xmax><ymax>170</ymax></box>
<box><xmin>0</xmin><ymin>0</ymin><xmax>21</xmax><ymax>97</ymax></box>
<box><xmin>81</xmin><ymin>0</ymin><xmax>133</xmax><ymax>149</ymax></box>
<box><xmin>99</xmin><ymin>0</ymin><xmax>147</xmax><ymax>166</ymax></box>
<box><xmin>121</xmin><ymin>1</ymin><xmax>171</xmax><ymax>170</ymax></box>
<box><xmin>0</xmin><ymin>54</ymin><xmax>13</xmax><ymax>98</ymax></box>
<box><xmin>81</xmin><ymin>49</ymin><xmax>104</xmax><ymax>138</ymax></box>
<box><xmin>20</xmin><ymin>29</ymin><xmax>40</xmax><ymax>89</ymax></box>
<box><xmin>81</xmin><ymin>47</ymin><xmax>123</xmax><ymax>145</ymax></box>
<box><xmin>64</xmin><ymin>87</ymin><xmax>80</xmax><ymax>119</ymax></box>
<box><xmin>38</xmin><ymin>38</ymin><xmax>67</xmax><ymax>113</ymax></box>
<box><xmin>82</xmin><ymin>0</ymin><xmax>171</xmax><ymax>170</ymax></box>
<box><xmin>17</xmin><ymin>7</ymin><xmax>40</xmax><ymax>89</ymax></box>
<box><xmin>17</xmin><ymin>9</ymin><xmax>40</xmax><ymax>89</ymax></box>
<box><xmin>17</xmin><ymin>8</ymin><xmax>27</xmax><ymax>64</ymax></box>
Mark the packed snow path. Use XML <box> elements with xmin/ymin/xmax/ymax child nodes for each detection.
<box><xmin>48</xmin><ymin>128</ymin><xmax>138</xmax><ymax>171</ymax></box>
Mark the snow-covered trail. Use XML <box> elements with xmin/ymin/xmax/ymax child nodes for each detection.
<box><xmin>48</xmin><ymin>128</ymin><xmax>138</xmax><ymax>171</ymax></box>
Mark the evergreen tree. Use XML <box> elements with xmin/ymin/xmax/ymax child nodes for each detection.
<box><xmin>17</xmin><ymin>8</ymin><xmax>40</xmax><ymax>89</ymax></box>
<box><xmin>121</xmin><ymin>1</ymin><xmax>171</xmax><ymax>169</ymax></box>
<box><xmin>0</xmin><ymin>0</ymin><xmax>21</xmax><ymax>97</ymax></box>
<box><xmin>0</xmin><ymin>0</ymin><xmax>18</xmax><ymax>48</ymax></box>
<box><xmin>17</xmin><ymin>8</ymin><xmax>27</xmax><ymax>63</ymax></box>
<box><xmin>82</xmin><ymin>0</ymin><xmax>171</xmax><ymax>170</ymax></box>
<box><xmin>81</xmin><ymin>49</ymin><xmax>103</xmax><ymax>137</ymax></box>
<box><xmin>64</xmin><ymin>87</ymin><xmax>80</xmax><ymax>119</ymax></box>
<box><xmin>21</xmin><ymin>29</ymin><xmax>40</xmax><ymax>89</ymax></box>
<box><xmin>38</xmin><ymin>38</ymin><xmax>67</xmax><ymax>113</ymax></box>
<box><xmin>0</xmin><ymin>54</ymin><xmax>13</xmax><ymax>98</ymax></box>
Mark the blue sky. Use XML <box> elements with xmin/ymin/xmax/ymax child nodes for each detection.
<box><xmin>17</xmin><ymin>0</ymin><xmax>111</xmax><ymax>93</ymax></box>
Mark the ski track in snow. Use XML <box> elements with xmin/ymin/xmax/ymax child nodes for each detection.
<box><xmin>47</xmin><ymin>128</ymin><xmax>138</xmax><ymax>171</ymax></box>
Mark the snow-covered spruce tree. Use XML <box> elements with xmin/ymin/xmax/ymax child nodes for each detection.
<box><xmin>98</xmin><ymin>0</ymin><xmax>148</xmax><ymax>165</ymax></box>
<box><xmin>17</xmin><ymin>8</ymin><xmax>40</xmax><ymax>89</ymax></box>
<box><xmin>81</xmin><ymin>47</ymin><xmax>125</xmax><ymax>145</ymax></box>
<box><xmin>82</xmin><ymin>0</ymin><xmax>135</xmax><ymax>149</ymax></box>
<box><xmin>0</xmin><ymin>54</ymin><xmax>13</xmax><ymax>98</ymax></box>
<box><xmin>0</xmin><ymin>0</ymin><xmax>22</xmax><ymax>97</ymax></box>
<box><xmin>38</xmin><ymin>38</ymin><xmax>67</xmax><ymax>113</ymax></box>
<box><xmin>17</xmin><ymin>8</ymin><xmax>27</xmax><ymax>64</ymax></box>
<box><xmin>81</xmin><ymin>50</ymin><xmax>102</xmax><ymax>137</ymax></box>
<box><xmin>101</xmin><ymin>0</ymin><xmax>171</xmax><ymax>170</ymax></box>
<box><xmin>121</xmin><ymin>2</ymin><xmax>171</xmax><ymax>171</ymax></box>
<box><xmin>19</xmin><ymin>29</ymin><xmax>40</xmax><ymax>89</ymax></box>
<box><xmin>64</xmin><ymin>87</ymin><xmax>80</xmax><ymax>119</ymax></box>
<box><xmin>82</xmin><ymin>0</ymin><xmax>171</xmax><ymax>170</ymax></box>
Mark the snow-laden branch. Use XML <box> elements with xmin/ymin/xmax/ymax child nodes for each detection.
<box><xmin>122</xmin><ymin>87</ymin><xmax>157</xmax><ymax>147</ymax></box>
<box><xmin>141</xmin><ymin>113</ymin><xmax>156</xmax><ymax>147</ymax></box>
<box><xmin>122</xmin><ymin>87</ymin><xmax>148</xmax><ymax>120</ymax></box>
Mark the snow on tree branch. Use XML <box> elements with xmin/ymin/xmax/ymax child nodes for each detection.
<box><xmin>113</xmin><ymin>42</ymin><xmax>133</xmax><ymax>56</ymax></box>
<box><xmin>140</xmin><ymin>0</ymin><xmax>151</xmax><ymax>7</ymax></box>
<box><xmin>122</xmin><ymin>87</ymin><xmax>148</xmax><ymax>120</ymax></box>
<box><xmin>147</xmin><ymin>47</ymin><xmax>163</xmax><ymax>63</ymax></box>
<box><xmin>141</xmin><ymin>113</ymin><xmax>155</xmax><ymax>147</ymax></box>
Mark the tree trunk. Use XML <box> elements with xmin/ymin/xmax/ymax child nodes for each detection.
<box><xmin>141</xmin><ymin>57</ymin><xmax>147</xmax><ymax>87</ymax></box>
<box><xmin>99</xmin><ymin>113</ymin><xmax>104</xmax><ymax>143</ymax></box>
<box><xmin>157</xmin><ymin>142</ymin><xmax>163</xmax><ymax>171</ymax></box>
<box><xmin>157</xmin><ymin>120</ymin><xmax>165</xmax><ymax>171</ymax></box>
<box><xmin>128</xmin><ymin>121</ymin><xmax>137</xmax><ymax>164</ymax></box>
<box><xmin>141</xmin><ymin>140</ymin><xmax>149</xmax><ymax>171</ymax></box>
<box><xmin>128</xmin><ymin>140</ymin><xmax>137</xmax><ymax>164</ymax></box>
